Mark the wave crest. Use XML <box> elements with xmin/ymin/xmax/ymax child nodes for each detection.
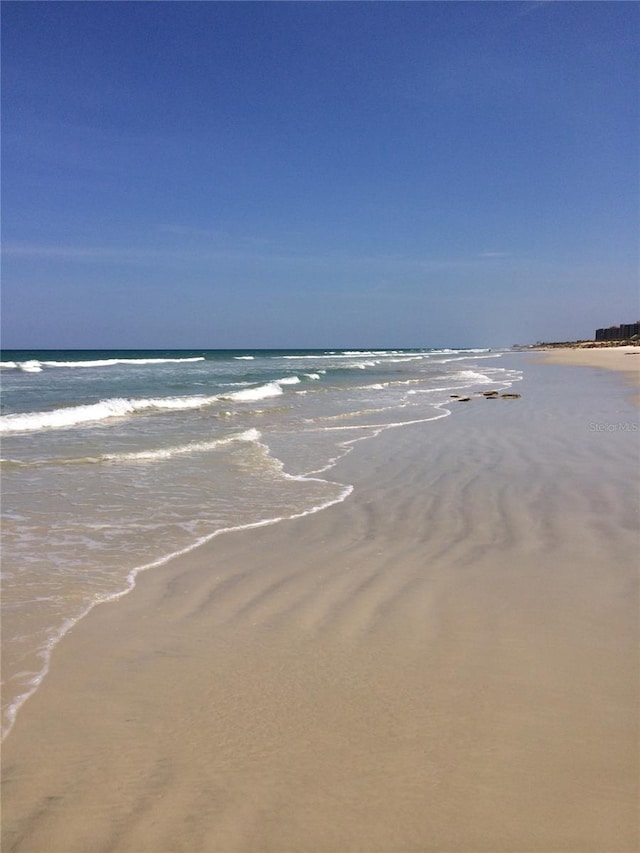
<box><xmin>0</xmin><ymin>394</ymin><xmax>219</xmax><ymax>433</ymax></box>
<box><xmin>0</xmin><ymin>356</ymin><xmax>206</xmax><ymax>372</ymax></box>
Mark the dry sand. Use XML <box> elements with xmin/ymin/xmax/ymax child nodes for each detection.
<box><xmin>537</xmin><ymin>345</ymin><xmax>640</xmax><ymax>404</ymax></box>
<box><xmin>2</xmin><ymin>356</ymin><xmax>639</xmax><ymax>853</ymax></box>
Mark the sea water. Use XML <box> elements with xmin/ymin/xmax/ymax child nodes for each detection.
<box><xmin>0</xmin><ymin>348</ymin><xmax>520</xmax><ymax>736</ymax></box>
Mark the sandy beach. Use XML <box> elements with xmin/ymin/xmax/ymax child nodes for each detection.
<box><xmin>537</xmin><ymin>345</ymin><xmax>640</xmax><ymax>405</ymax></box>
<box><xmin>2</xmin><ymin>353</ymin><xmax>639</xmax><ymax>853</ymax></box>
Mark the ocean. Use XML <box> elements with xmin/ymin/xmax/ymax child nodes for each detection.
<box><xmin>0</xmin><ymin>347</ymin><xmax>521</xmax><ymax>737</ymax></box>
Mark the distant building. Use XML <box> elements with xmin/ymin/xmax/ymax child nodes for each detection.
<box><xmin>595</xmin><ymin>321</ymin><xmax>640</xmax><ymax>341</ymax></box>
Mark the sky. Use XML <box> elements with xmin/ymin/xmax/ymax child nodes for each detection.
<box><xmin>2</xmin><ymin>1</ymin><xmax>638</xmax><ymax>349</ymax></box>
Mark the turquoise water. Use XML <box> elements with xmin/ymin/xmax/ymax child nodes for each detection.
<box><xmin>1</xmin><ymin>348</ymin><xmax>520</xmax><ymax>736</ymax></box>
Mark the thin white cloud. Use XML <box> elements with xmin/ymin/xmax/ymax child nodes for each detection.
<box><xmin>3</xmin><ymin>241</ymin><xmax>516</xmax><ymax>276</ymax></box>
<box><xmin>515</xmin><ymin>1</ymin><xmax>553</xmax><ymax>20</ymax></box>
<box><xmin>3</xmin><ymin>243</ymin><xmax>138</xmax><ymax>260</ymax></box>
<box><xmin>156</xmin><ymin>224</ymin><xmax>227</xmax><ymax>240</ymax></box>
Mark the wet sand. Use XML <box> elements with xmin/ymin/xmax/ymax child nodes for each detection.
<box><xmin>2</xmin><ymin>356</ymin><xmax>639</xmax><ymax>852</ymax></box>
<box><xmin>538</xmin><ymin>343</ymin><xmax>640</xmax><ymax>370</ymax></box>
<box><xmin>537</xmin><ymin>345</ymin><xmax>640</xmax><ymax>404</ymax></box>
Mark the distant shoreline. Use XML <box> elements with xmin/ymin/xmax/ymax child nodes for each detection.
<box><xmin>533</xmin><ymin>345</ymin><xmax>640</xmax><ymax>405</ymax></box>
<box><xmin>517</xmin><ymin>340</ymin><xmax>639</xmax><ymax>350</ymax></box>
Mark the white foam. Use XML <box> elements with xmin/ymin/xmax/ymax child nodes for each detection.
<box><xmin>385</xmin><ymin>356</ymin><xmax>425</xmax><ymax>363</ymax></box>
<box><xmin>280</xmin><ymin>353</ymin><xmax>352</xmax><ymax>359</ymax></box>
<box><xmin>340</xmin><ymin>350</ymin><xmax>401</xmax><ymax>357</ymax></box>
<box><xmin>453</xmin><ymin>369</ymin><xmax>492</xmax><ymax>383</ymax></box>
<box><xmin>307</xmin><ymin>406</ymin><xmax>452</xmax><ymax>433</ymax></box>
<box><xmin>1</xmin><ymin>440</ymin><xmax>354</xmax><ymax>741</ymax></box>
<box><xmin>45</xmin><ymin>358</ymin><xmax>119</xmax><ymax>368</ymax></box>
<box><xmin>6</xmin><ymin>356</ymin><xmax>206</xmax><ymax>372</ymax></box>
<box><xmin>128</xmin><ymin>356</ymin><xmax>206</xmax><ymax>364</ymax></box>
<box><xmin>279</xmin><ymin>352</ymin><xmax>392</xmax><ymax>360</ymax></box>
<box><xmin>0</xmin><ymin>394</ymin><xmax>219</xmax><ymax>433</ymax></box>
<box><xmin>233</xmin><ymin>355</ymin><xmax>255</xmax><ymax>360</ymax></box>
<box><xmin>221</xmin><ymin>381</ymin><xmax>284</xmax><ymax>402</ymax></box>
<box><xmin>437</xmin><ymin>353</ymin><xmax>502</xmax><ymax>363</ymax></box>
<box><xmin>143</xmin><ymin>395</ymin><xmax>216</xmax><ymax>410</ymax></box>
<box><xmin>102</xmin><ymin>428</ymin><xmax>261</xmax><ymax>463</ymax></box>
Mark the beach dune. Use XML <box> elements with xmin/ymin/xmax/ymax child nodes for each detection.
<box><xmin>2</xmin><ymin>355</ymin><xmax>638</xmax><ymax>852</ymax></box>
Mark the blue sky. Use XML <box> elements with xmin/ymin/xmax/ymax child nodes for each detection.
<box><xmin>2</xmin><ymin>1</ymin><xmax>638</xmax><ymax>349</ymax></box>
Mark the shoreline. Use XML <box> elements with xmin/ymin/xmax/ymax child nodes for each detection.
<box><xmin>535</xmin><ymin>343</ymin><xmax>640</xmax><ymax>373</ymax></box>
<box><xmin>2</xmin><ymin>354</ymin><xmax>639</xmax><ymax>852</ymax></box>
<box><xmin>535</xmin><ymin>345</ymin><xmax>640</xmax><ymax>405</ymax></box>
<box><xmin>0</xmin><ymin>474</ymin><xmax>357</xmax><ymax>743</ymax></box>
